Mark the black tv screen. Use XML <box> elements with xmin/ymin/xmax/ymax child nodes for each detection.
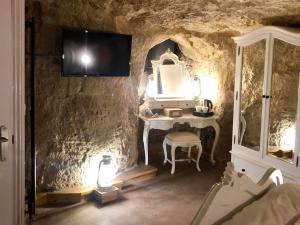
<box><xmin>62</xmin><ymin>29</ymin><xmax>132</xmax><ymax>76</ymax></box>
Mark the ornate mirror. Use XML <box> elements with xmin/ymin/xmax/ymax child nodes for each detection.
<box><xmin>145</xmin><ymin>49</ymin><xmax>198</xmax><ymax>100</ymax></box>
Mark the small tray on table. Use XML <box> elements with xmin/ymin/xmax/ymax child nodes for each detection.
<box><xmin>193</xmin><ymin>111</ymin><xmax>214</xmax><ymax>117</ymax></box>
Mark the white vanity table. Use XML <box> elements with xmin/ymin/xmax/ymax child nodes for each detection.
<box><xmin>139</xmin><ymin>49</ymin><xmax>220</xmax><ymax>166</ymax></box>
<box><xmin>139</xmin><ymin>114</ymin><xmax>220</xmax><ymax>165</ymax></box>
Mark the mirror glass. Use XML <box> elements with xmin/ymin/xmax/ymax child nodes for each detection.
<box><xmin>157</xmin><ymin>63</ymin><xmax>186</xmax><ymax>98</ymax></box>
<box><xmin>239</xmin><ymin>39</ymin><xmax>266</xmax><ymax>151</ymax></box>
<box><xmin>267</xmin><ymin>39</ymin><xmax>300</xmax><ymax>162</ymax></box>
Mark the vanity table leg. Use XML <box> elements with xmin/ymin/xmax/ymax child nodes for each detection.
<box><xmin>143</xmin><ymin>125</ymin><xmax>150</xmax><ymax>165</ymax></box>
<box><xmin>196</xmin><ymin>143</ymin><xmax>202</xmax><ymax>172</ymax></box>
<box><xmin>163</xmin><ymin>139</ymin><xmax>168</xmax><ymax>164</ymax></box>
<box><xmin>211</xmin><ymin>122</ymin><xmax>220</xmax><ymax>166</ymax></box>
<box><xmin>171</xmin><ymin>144</ymin><xmax>176</xmax><ymax>175</ymax></box>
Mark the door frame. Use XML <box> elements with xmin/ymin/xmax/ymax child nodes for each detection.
<box><xmin>12</xmin><ymin>0</ymin><xmax>25</xmax><ymax>224</ymax></box>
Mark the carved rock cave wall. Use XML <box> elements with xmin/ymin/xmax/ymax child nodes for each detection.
<box><xmin>25</xmin><ymin>0</ymin><xmax>300</xmax><ymax>191</ymax></box>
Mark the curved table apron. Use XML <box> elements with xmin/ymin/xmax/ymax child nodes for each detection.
<box><xmin>140</xmin><ymin>115</ymin><xmax>220</xmax><ymax>166</ymax></box>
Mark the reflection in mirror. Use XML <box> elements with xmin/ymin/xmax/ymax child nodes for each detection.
<box><xmin>157</xmin><ymin>64</ymin><xmax>185</xmax><ymax>97</ymax></box>
<box><xmin>267</xmin><ymin>40</ymin><xmax>300</xmax><ymax>162</ymax></box>
<box><xmin>239</xmin><ymin>40</ymin><xmax>266</xmax><ymax>151</ymax></box>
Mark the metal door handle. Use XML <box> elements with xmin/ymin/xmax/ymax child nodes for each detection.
<box><xmin>0</xmin><ymin>137</ymin><xmax>8</xmax><ymax>143</ymax></box>
<box><xmin>0</xmin><ymin>126</ymin><xmax>8</xmax><ymax>161</ymax></box>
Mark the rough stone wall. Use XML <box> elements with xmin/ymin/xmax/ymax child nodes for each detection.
<box><xmin>32</xmin><ymin>23</ymin><xmax>151</xmax><ymax>191</ymax></box>
<box><xmin>25</xmin><ymin>0</ymin><xmax>300</xmax><ymax>190</ymax></box>
<box><xmin>25</xmin><ymin>1</ymin><xmax>154</xmax><ymax>190</ymax></box>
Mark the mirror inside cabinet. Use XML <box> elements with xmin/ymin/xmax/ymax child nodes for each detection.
<box><xmin>267</xmin><ymin>39</ymin><xmax>300</xmax><ymax>162</ymax></box>
<box><xmin>239</xmin><ymin>39</ymin><xmax>266</xmax><ymax>151</ymax></box>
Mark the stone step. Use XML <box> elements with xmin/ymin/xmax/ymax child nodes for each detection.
<box><xmin>115</xmin><ymin>164</ymin><xmax>158</xmax><ymax>186</ymax></box>
<box><xmin>35</xmin><ymin>164</ymin><xmax>157</xmax><ymax>210</ymax></box>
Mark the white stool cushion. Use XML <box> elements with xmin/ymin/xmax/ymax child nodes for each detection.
<box><xmin>165</xmin><ymin>132</ymin><xmax>200</xmax><ymax>143</ymax></box>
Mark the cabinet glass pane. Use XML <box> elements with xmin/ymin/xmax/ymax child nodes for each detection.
<box><xmin>267</xmin><ymin>39</ymin><xmax>300</xmax><ymax>162</ymax></box>
<box><xmin>239</xmin><ymin>40</ymin><xmax>266</xmax><ymax>151</ymax></box>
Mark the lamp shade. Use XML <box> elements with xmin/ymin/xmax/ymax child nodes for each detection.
<box><xmin>97</xmin><ymin>155</ymin><xmax>115</xmax><ymax>192</ymax></box>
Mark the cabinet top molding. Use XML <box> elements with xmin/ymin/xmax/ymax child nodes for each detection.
<box><xmin>233</xmin><ymin>26</ymin><xmax>300</xmax><ymax>47</ymax></box>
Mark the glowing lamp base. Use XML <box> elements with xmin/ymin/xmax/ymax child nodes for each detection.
<box><xmin>94</xmin><ymin>186</ymin><xmax>120</xmax><ymax>204</ymax></box>
<box><xmin>99</xmin><ymin>186</ymin><xmax>112</xmax><ymax>192</ymax></box>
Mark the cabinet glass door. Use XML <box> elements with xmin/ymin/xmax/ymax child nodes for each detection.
<box><xmin>239</xmin><ymin>40</ymin><xmax>266</xmax><ymax>151</ymax></box>
<box><xmin>267</xmin><ymin>39</ymin><xmax>300</xmax><ymax>162</ymax></box>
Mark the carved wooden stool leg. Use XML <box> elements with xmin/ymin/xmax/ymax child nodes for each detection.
<box><xmin>188</xmin><ymin>147</ymin><xmax>192</xmax><ymax>163</ymax></box>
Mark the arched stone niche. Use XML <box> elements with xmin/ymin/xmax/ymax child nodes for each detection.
<box><xmin>138</xmin><ymin>33</ymin><xmax>237</xmax><ymax>166</ymax></box>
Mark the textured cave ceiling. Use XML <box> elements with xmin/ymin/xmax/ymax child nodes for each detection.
<box><xmin>30</xmin><ymin>0</ymin><xmax>300</xmax><ymax>35</ymax></box>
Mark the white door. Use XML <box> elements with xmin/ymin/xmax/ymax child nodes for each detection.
<box><xmin>0</xmin><ymin>0</ymin><xmax>16</xmax><ymax>224</ymax></box>
<box><xmin>0</xmin><ymin>0</ymin><xmax>24</xmax><ymax>224</ymax></box>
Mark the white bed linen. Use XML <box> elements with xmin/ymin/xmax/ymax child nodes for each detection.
<box><xmin>222</xmin><ymin>184</ymin><xmax>300</xmax><ymax>225</ymax></box>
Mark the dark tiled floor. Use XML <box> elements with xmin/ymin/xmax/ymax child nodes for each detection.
<box><xmin>33</xmin><ymin>156</ymin><xmax>223</xmax><ymax>225</ymax></box>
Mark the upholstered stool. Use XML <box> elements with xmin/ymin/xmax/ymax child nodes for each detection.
<box><xmin>163</xmin><ymin>132</ymin><xmax>202</xmax><ymax>174</ymax></box>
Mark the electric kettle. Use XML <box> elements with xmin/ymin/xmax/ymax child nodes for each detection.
<box><xmin>204</xmin><ymin>99</ymin><xmax>213</xmax><ymax>112</ymax></box>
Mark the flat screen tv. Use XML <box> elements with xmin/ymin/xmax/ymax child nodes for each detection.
<box><xmin>62</xmin><ymin>29</ymin><xmax>132</xmax><ymax>76</ymax></box>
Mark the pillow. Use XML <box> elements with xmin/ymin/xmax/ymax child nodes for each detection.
<box><xmin>221</xmin><ymin>184</ymin><xmax>300</xmax><ymax>225</ymax></box>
